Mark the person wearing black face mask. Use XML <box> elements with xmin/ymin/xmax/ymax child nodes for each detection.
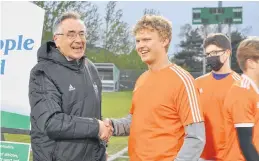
<box><xmin>195</xmin><ymin>33</ymin><xmax>241</xmax><ymax>161</ymax></box>
<box><xmin>206</xmin><ymin>50</ymin><xmax>227</xmax><ymax>72</ymax></box>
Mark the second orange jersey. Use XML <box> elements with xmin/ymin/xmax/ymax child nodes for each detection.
<box><xmin>222</xmin><ymin>74</ymin><xmax>259</xmax><ymax>161</ymax></box>
<box><xmin>195</xmin><ymin>72</ymin><xmax>241</xmax><ymax>160</ymax></box>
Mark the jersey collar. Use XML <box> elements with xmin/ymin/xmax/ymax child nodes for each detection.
<box><xmin>242</xmin><ymin>74</ymin><xmax>259</xmax><ymax>94</ymax></box>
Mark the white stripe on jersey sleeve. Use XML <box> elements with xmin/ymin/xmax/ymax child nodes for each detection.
<box><xmin>170</xmin><ymin>66</ymin><xmax>202</xmax><ymax>123</ymax></box>
<box><xmin>232</xmin><ymin>73</ymin><xmax>241</xmax><ymax>81</ymax></box>
<box><xmin>234</xmin><ymin>123</ymin><xmax>254</xmax><ymax>127</ymax></box>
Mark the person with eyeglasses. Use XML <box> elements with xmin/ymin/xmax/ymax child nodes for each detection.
<box><xmin>28</xmin><ymin>11</ymin><xmax>112</xmax><ymax>161</ymax></box>
<box><xmin>195</xmin><ymin>33</ymin><xmax>241</xmax><ymax>161</ymax></box>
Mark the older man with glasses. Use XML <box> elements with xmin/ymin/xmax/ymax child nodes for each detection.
<box><xmin>28</xmin><ymin>11</ymin><xmax>113</xmax><ymax>161</ymax></box>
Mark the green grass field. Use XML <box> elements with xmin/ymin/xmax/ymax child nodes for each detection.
<box><xmin>102</xmin><ymin>91</ymin><xmax>131</xmax><ymax>159</ymax></box>
<box><xmin>3</xmin><ymin>91</ymin><xmax>132</xmax><ymax>161</ymax></box>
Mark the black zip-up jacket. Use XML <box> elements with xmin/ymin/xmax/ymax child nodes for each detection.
<box><xmin>29</xmin><ymin>41</ymin><xmax>106</xmax><ymax>161</ymax></box>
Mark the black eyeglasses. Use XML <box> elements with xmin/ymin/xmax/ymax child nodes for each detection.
<box><xmin>205</xmin><ymin>50</ymin><xmax>225</xmax><ymax>57</ymax></box>
<box><xmin>55</xmin><ymin>32</ymin><xmax>87</xmax><ymax>40</ymax></box>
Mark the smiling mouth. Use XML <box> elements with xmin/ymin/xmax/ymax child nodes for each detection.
<box><xmin>72</xmin><ymin>47</ymin><xmax>83</xmax><ymax>50</ymax></box>
<box><xmin>140</xmin><ymin>51</ymin><xmax>149</xmax><ymax>56</ymax></box>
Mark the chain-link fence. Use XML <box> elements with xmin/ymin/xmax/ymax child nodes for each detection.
<box><xmin>119</xmin><ymin>69</ymin><xmax>146</xmax><ymax>91</ymax></box>
<box><xmin>119</xmin><ymin>69</ymin><xmax>204</xmax><ymax>91</ymax></box>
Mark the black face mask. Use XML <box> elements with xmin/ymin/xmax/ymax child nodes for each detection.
<box><xmin>206</xmin><ymin>56</ymin><xmax>224</xmax><ymax>71</ymax></box>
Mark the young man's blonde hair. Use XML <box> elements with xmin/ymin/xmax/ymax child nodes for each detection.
<box><xmin>236</xmin><ymin>36</ymin><xmax>259</xmax><ymax>71</ymax></box>
<box><xmin>133</xmin><ymin>15</ymin><xmax>172</xmax><ymax>51</ymax></box>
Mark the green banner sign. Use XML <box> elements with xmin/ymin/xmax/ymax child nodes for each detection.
<box><xmin>1</xmin><ymin>111</ymin><xmax>30</xmax><ymax>130</ymax></box>
<box><xmin>0</xmin><ymin>141</ymin><xmax>30</xmax><ymax>161</ymax></box>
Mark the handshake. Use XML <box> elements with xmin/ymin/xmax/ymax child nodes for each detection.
<box><xmin>98</xmin><ymin>119</ymin><xmax>114</xmax><ymax>142</ymax></box>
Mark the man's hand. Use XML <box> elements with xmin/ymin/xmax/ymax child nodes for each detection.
<box><xmin>103</xmin><ymin>119</ymin><xmax>114</xmax><ymax>139</ymax></box>
<box><xmin>103</xmin><ymin>118</ymin><xmax>114</xmax><ymax>143</ymax></box>
<box><xmin>103</xmin><ymin>118</ymin><xmax>113</xmax><ymax>127</ymax></box>
<box><xmin>98</xmin><ymin>120</ymin><xmax>113</xmax><ymax>142</ymax></box>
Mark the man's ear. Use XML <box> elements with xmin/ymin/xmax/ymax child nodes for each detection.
<box><xmin>53</xmin><ymin>35</ymin><xmax>58</xmax><ymax>42</ymax></box>
<box><xmin>162</xmin><ymin>38</ymin><xmax>170</xmax><ymax>48</ymax></box>
<box><xmin>53</xmin><ymin>35</ymin><xmax>59</xmax><ymax>48</ymax></box>
<box><xmin>246</xmin><ymin>59</ymin><xmax>257</xmax><ymax>70</ymax></box>
<box><xmin>225</xmin><ymin>49</ymin><xmax>232</xmax><ymax>58</ymax></box>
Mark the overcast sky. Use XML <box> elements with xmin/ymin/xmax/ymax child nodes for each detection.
<box><xmin>92</xmin><ymin>1</ymin><xmax>259</xmax><ymax>56</ymax></box>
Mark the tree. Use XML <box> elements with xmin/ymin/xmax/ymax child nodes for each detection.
<box><xmin>33</xmin><ymin>1</ymin><xmax>77</xmax><ymax>42</ymax></box>
<box><xmin>117</xmin><ymin>50</ymin><xmax>147</xmax><ymax>70</ymax></box>
<box><xmin>102</xmin><ymin>1</ymin><xmax>134</xmax><ymax>55</ymax></box>
<box><xmin>87</xmin><ymin>48</ymin><xmax>147</xmax><ymax>70</ymax></box>
<box><xmin>173</xmin><ymin>24</ymin><xmax>203</xmax><ymax>72</ymax></box>
<box><xmin>174</xmin><ymin>23</ymin><xmax>248</xmax><ymax>73</ymax></box>
<box><xmin>143</xmin><ymin>8</ymin><xmax>160</xmax><ymax>15</ymax></box>
<box><xmin>230</xmin><ymin>30</ymin><xmax>246</xmax><ymax>73</ymax></box>
<box><xmin>33</xmin><ymin>1</ymin><xmax>102</xmax><ymax>46</ymax></box>
<box><xmin>76</xmin><ymin>2</ymin><xmax>102</xmax><ymax>47</ymax></box>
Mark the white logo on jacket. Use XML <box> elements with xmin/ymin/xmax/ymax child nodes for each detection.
<box><xmin>69</xmin><ymin>84</ymin><xmax>75</xmax><ymax>91</ymax></box>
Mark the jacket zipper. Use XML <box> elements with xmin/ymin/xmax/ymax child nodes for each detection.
<box><xmin>40</xmin><ymin>74</ymin><xmax>59</xmax><ymax>160</ymax></box>
<box><xmin>84</xmin><ymin>64</ymin><xmax>101</xmax><ymax>119</ymax></box>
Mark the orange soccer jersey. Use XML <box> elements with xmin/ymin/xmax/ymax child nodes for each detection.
<box><xmin>128</xmin><ymin>64</ymin><xmax>204</xmax><ymax>161</ymax></box>
<box><xmin>195</xmin><ymin>72</ymin><xmax>241</xmax><ymax>160</ymax></box>
<box><xmin>222</xmin><ymin>74</ymin><xmax>259</xmax><ymax>161</ymax></box>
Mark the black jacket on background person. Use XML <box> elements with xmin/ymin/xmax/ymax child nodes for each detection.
<box><xmin>29</xmin><ymin>41</ymin><xmax>105</xmax><ymax>161</ymax></box>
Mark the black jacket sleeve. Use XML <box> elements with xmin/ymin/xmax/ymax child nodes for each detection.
<box><xmin>236</xmin><ymin>127</ymin><xmax>259</xmax><ymax>161</ymax></box>
<box><xmin>29</xmin><ymin>70</ymin><xmax>99</xmax><ymax>140</ymax></box>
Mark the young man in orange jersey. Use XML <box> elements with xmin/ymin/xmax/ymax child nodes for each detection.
<box><xmin>196</xmin><ymin>33</ymin><xmax>241</xmax><ymax>161</ymax></box>
<box><xmin>104</xmin><ymin>15</ymin><xmax>205</xmax><ymax>161</ymax></box>
<box><xmin>221</xmin><ymin>37</ymin><xmax>259</xmax><ymax>161</ymax></box>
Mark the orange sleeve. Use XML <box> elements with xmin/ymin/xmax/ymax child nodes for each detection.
<box><xmin>176</xmin><ymin>78</ymin><xmax>204</xmax><ymax>126</ymax></box>
<box><xmin>129</xmin><ymin>103</ymin><xmax>134</xmax><ymax>114</ymax></box>
<box><xmin>129</xmin><ymin>77</ymin><xmax>140</xmax><ymax>115</ymax></box>
<box><xmin>231</xmin><ymin>95</ymin><xmax>255</xmax><ymax>127</ymax></box>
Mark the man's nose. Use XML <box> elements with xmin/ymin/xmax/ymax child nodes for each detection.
<box><xmin>137</xmin><ymin>41</ymin><xmax>145</xmax><ymax>49</ymax></box>
<box><xmin>74</xmin><ymin>34</ymin><xmax>82</xmax><ymax>42</ymax></box>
